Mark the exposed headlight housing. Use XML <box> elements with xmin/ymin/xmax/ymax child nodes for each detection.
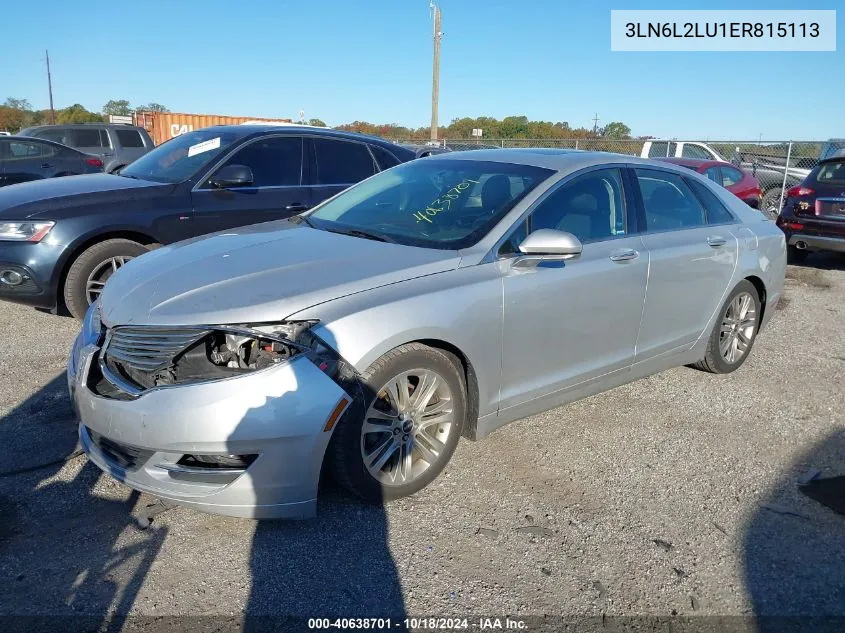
<box><xmin>0</xmin><ymin>221</ymin><xmax>55</xmax><ymax>242</ymax></box>
<box><xmin>81</xmin><ymin>299</ymin><xmax>104</xmax><ymax>346</ymax></box>
<box><xmin>98</xmin><ymin>320</ymin><xmax>338</xmax><ymax>394</ymax></box>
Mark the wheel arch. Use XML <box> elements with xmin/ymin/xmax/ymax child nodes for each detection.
<box><xmin>56</xmin><ymin>229</ymin><xmax>160</xmax><ymax>312</ymax></box>
<box><xmin>413</xmin><ymin>338</ymin><xmax>481</xmax><ymax>442</ymax></box>
<box><xmin>744</xmin><ymin>274</ymin><xmax>768</xmax><ymax>325</ymax></box>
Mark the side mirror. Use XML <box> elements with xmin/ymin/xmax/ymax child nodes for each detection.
<box><xmin>210</xmin><ymin>164</ymin><xmax>254</xmax><ymax>189</ymax></box>
<box><xmin>514</xmin><ymin>229</ymin><xmax>583</xmax><ymax>268</ymax></box>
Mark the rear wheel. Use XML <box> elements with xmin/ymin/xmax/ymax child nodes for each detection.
<box><xmin>63</xmin><ymin>239</ymin><xmax>148</xmax><ymax>319</ymax></box>
<box><xmin>328</xmin><ymin>343</ymin><xmax>466</xmax><ymax>502</ymax></box>
<box><xmin>693</xmin><ymin>280</ymin><xmax>761</xmax><ymax>374</ymax></box>
<box><xmin>761</xmin><ymin>187</ymin><xmax>784</xmax><ymax>219</ymax></box>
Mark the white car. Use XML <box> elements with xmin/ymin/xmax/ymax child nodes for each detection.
<box><xmin>641</xmin><ymin>140</ymin><xmax>725</xmax><ymax>161</ymax></box>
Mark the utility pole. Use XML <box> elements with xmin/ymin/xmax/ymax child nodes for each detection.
<box><xmin>592</xmin><ymin>113</ymin><xmax>600</xmax><ymax>137</ymax></box>
<box><xmin>45</xmin><ymin>49</ymin><xmax>55</xmax><ymax>124</ymax></box>
<box><xmin>430</xmin><ymin>2</ymin><xmax>442</xmax><ymax>142</ymax></box>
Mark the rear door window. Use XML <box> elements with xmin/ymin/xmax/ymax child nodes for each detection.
<box><xmin>721</xmin><ymin>166</ymin><xmax>744</xmax><ymax>187</ymax></box>
<box><xmin>369</xmin><ymin>145</ymin><xmax>401</xmax><ymax>170</ymax></box>
<box><xmin>313</xmin><ymin>138</ymin><xmax>377</xmax><ymax>184</ymax></box>
<box><xmin>687</xmin><ymin>179</ymin><xmax>736</xmax><ymax>225</ymax></box>
<box><xmin>115</xmin><ymin>129</ymin><xmax>145</xmax><ymax>148</ymax></box>
<box><xmin>33</xmin><ymin>128</ymin><xmax>65</xmax><ymax>143</ymax></box>
<box><xmin>8</xmin><ymin>140</ymin><xmax>54</xmax><ymax>158</ymax></box>
<box><xmin>647</xmin><ymin>142</ymin><xmax>670</xmax><ymax>158</ymax></box>
<box><xmin>70</xmin><ymin>128</ymin><xmax>103</xmax><ymax>148</ymax></box>
<box><xmin>635</xmin><ymin>168</ymin><xmax>707</xmax><ymax>231</ymax></box>
<box><xmin>704</xmin><ymin>166</ymin><xmax>721</xmax><ymax>183</ymax></box>
<box><xmin>681</xmin><ymin>144</ymin><xmax>711</xmax><ymax>160</ymax></box>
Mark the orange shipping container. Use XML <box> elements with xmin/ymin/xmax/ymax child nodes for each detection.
<box><xmin>135</xmin><ymin>111</ymin><xmax>293</xmax><ymax>145</ymax></box>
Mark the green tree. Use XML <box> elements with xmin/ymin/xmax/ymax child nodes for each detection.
<box><xmin>102</xmin><ymin>99</ymin><xmax>132</xmax><ymax>116</ymax></box>
<box><xmin>4</xmin><ymin>97</ymin><xmax>32</xmax><ymax>111</ymax></box>
<box><xmin>57</xmin><ymin>104</ymin><xmax>104</xmax><ymax>124</ymax></box>
<box><xmin>307</xmin><ymin>118</ymin><xmax>327</xmax><ymax>127</ymax></box>
<box><xmin>601</xmin><ymin>122</ymin><xmax>632</xmax><ymax>139</ymax></box>
<box><xmin>137</xmin><ymin>102</ymin><xmax>169</xmax><ymax>112</ymax></box>
<box><xmin>0</xmin><ymin>97</ymin><xmax>36</xmax><ymax>131</ymax></box>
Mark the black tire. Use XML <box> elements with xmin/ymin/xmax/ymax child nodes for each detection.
<box><xmin>787</xmin><ymin>245</ymin><xmax>809</xmax><ymax>264</ymax></box>
<box><xmin>63</xmin><ymin>239</ymin><xmax>149</xmax><ymax>319</ymax></box>
<box><xmin>693</xmin><ymin>280</ymin><xmax>761</xmax><ymax>374</ymax></box>
<box><xmin>760</xmin><ymin>188</ymin><xmax>784</xmax><ymax>219</ymax></box>
<box><xmin>328</xmin><ymin>342</ymin><xmax>466</xmax><ymax>503</ymax></box>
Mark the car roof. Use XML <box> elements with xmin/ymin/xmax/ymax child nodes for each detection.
<box><xmin>820</xmin><ymin>149</ymin><xmax>845</xmax><ymax>164</ymax></box>
<box><xmin>654</xmin><ymin>157</ymin><xmax>722</xmax><ymax>168</ymax></box>
<box><xmin>422</xmin><ymin>148</ymin><xmax>702</xmax><ymax>172</ymax></box>
<box><xmin>1</xmin><ymin>134</ymin><xmax>82</xmax><ymax>150</ymax></box>
<box><xmin>219</xmin><ymin>124</ymin><xmax>406</xmax><ymax>148</ymax></box>
<box><xmin>20</xmin><ymin>123</ymin><xmax>146</xmax><ymax>130</ymax></box>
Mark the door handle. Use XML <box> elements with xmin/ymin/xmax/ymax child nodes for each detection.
<box><xmin>284</xmin><ymin>202</ymin><xmax>310</xmax><ymax>212</ymax></box>
<box><xmin>707</xmin><ymin>235</ymin><xmax>727</xmax><ymax>247</ymax></box>
<box><xmin>609</xmin><ymin>248</ymin><xmax>639</xmax><ymax>262</ymax></box>
<box><xmin>40</xmin><ymin>163</ymin><xmax>52</xmax><ymax>169</ymax></box>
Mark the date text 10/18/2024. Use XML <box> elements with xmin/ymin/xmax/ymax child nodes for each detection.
<box><xmin>308</xmin><ymin>617</ymin><xmax>528</xmax><ymax>630</ymax></box>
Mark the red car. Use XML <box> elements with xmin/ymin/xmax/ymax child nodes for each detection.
<box><xmin>655</xmin><ymin>158</ymin><xmax>763</xmax><ymax>208</ymax></box>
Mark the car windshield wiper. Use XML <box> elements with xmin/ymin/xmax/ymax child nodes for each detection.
<box><xmin>325</xmin><ymin>227</ymin><xmax>395</xmax><ymax>243</ymax></box>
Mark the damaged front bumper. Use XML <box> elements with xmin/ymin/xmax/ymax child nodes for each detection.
<box><xmin>68</xmin><ymin>332</ymin><xmax>351</xmax><ymax>519</ymax></box>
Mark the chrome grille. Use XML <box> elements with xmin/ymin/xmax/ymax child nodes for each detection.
<box><xmin>104</xmin><ymin>326</ymin><xmax>210</xmax><ymax>372</ymax></box>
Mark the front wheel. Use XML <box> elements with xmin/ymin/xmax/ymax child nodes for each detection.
<box><xmin>328</xmin><ymin>343</ymin><xmax>466</xmax><ymax>503</ymax></box>
<box><xmin>692</xmin><ymin>280</ymin><xmax>761</xmax><ymax>374</ymax></box>
<box><xmin>63</xmin><ymin>239</ymin><xmax>149</xmax><ymax>319</ymax></box>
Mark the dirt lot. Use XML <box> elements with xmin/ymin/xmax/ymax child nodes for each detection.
<box><xmin>0</xmin><ymin>255</ymin><xmax>843</xmax><ymax>630</ymax></box>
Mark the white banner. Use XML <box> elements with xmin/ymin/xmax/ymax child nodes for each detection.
<box><xmin>611</xmin><ymin>10</ymin><xmax>836</xmax><ymax>51</ymax></box>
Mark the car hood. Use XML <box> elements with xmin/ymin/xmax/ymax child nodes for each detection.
<box><xmin>100</xmin><ymin>222</ymin><xmax>461</xmax><ymax>326</ymax></box>
<box><xmin>0</xmin><ymin>173</ymin><xmax>170</xmax><ymax>218</ymax></box>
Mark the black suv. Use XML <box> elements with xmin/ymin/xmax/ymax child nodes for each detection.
<box><xmin>0</xmin><ymin>125</ymin><xmax>415</xmax><ymax>318</ymax></box>
<box><xmin>19</xmin><ymin>124</ymin><xmax>155</xmax><ymax>174</ymax></box>
<box><xmin>776</xmin><ymin>152</ymin><xmax>845</xmax><ymax>263</ymax></box>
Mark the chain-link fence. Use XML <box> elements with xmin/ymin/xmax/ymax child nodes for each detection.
<box><xmin>392</xmin><ymin>138</ymin><xmax>844</xmax><ymax>218</ymax></box>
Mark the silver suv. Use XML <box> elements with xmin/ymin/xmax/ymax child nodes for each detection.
<box><xmin>19</xmin><ymin>124</ymin><xmax>154</xmax><ymax>173</ymax></box>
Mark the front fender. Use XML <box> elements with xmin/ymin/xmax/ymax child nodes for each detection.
<box><xmin>290</xmin><ymin>264</ymin><xmax>504</xmax><ymax>418</ymax></box>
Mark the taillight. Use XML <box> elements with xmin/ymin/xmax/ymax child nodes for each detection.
<box><xmin>786</xmin><ymin>185</ymin><xmax>814</xmax><ymax>197</ymax></box>
<box><xmin>85</xmin><ymin>158</ymin><xmax>104</xmax><ymax>168</ymax></box>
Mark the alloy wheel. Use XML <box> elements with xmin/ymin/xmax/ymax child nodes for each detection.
<box><xmin>360</xmin><ymin>368</ymin><xmax>454</xmax><ymax>486</ymax></box>
<box><xmin>719</xmin><ymin>292</ymin><xmax>757</xmax><ymax>364</ymax></box>
<box><xmin>85</xmin><ymin>255</ymin><xmax>133</xmax><ymax>305</ymax></box>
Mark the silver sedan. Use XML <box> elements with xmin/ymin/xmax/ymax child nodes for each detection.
<box><xmin>68</xmin><ymin>150</ymin><xmax>786</xmax><ymax>518</ymax></box>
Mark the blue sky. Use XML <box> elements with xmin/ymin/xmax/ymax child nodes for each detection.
<box><xmin>1</xmin><ymin>0</ymin><xmax>841</xmax><ymax>139</ymax></box>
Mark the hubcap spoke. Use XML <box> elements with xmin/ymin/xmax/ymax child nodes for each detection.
<box><xmin>85</xmin><ymin>255</ymin><xmax>134</xmax><ymax>305</ymax></box>
<box><xmin>368</xmin><ymin>437</ymin><xmax>399</xmax><ymax>473</ymax></box>
<box><xmin>361</xmin><ymin>366</ymin><xmax>454</xmax><ymax>487</ymax></box>
<box><xmin>719</xmin><ymin>292</ymin><xmax>756</xmax><ymax>364</ymax></box>
<box><xmin>410</xmin><ymin>371</ymin><xmax>440</xmax><ymax>411</ymax></box>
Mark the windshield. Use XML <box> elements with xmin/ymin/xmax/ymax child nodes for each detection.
<box><xmin>120</xmin><ymin>129</ymin><xmax>241</xmax><ymax>183</ymax></box>
<box><xmin>308</xmin><ymin>159</ymin><xmax>553</xmax><ymax>249</ymax></box>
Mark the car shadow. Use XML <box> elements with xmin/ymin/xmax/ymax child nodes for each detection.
<box><xmin>231</xmin><ymin>368</ymin><xmax>408</xmax><ymax>630</ymax></box>
<box><xmin>0</xmin><ymin>374</ymin><xmax>166</xmax><ymax>631</ymax></box>
<box><xmin>791</xmin><ymin>251</ymin><xmax>845</xmax><ymax>271</ymax></box>
<box><xmin>743</xmin><ymin>428</ymin><xmax>845</xmax><ymax>632</ymax></box>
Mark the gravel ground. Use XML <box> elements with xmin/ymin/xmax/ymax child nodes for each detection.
<box><xmin>0</xmin><ymin>255</ymin><xmax>843</xmax><ymax>630</ymax></box>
